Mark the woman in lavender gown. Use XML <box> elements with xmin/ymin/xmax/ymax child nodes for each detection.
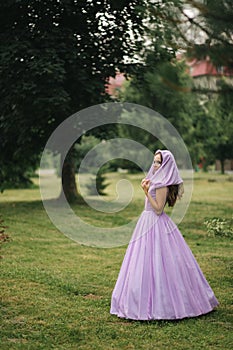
<box><xmin>110</xmin><ymin>150</ymin><xmax>218</xmax><ymax>320</ymax></box>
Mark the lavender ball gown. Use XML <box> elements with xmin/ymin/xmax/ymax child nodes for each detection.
<box><xmin>110</xmin><ymin>184</ymin><xmax>219</xmax><ymax>320</ymax></box>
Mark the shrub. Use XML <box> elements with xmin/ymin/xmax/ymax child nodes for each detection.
<box><xmin>85</xmin><ymin>165</ymin><xmax>109</xmax><ymax>196</ymax></box>
<box><xmin>204</xmin><ymin>217</ymin><xmax>233</xmax><ymax>239</ymax></box>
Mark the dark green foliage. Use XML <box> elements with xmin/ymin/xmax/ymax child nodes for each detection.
<box><xmin>120</xmin><ymin>0</ymin><xmax>233</xmax><ymax>170</ymax></box>
<box><xmin>74</xmin><ymin>136</ymin><xmax>110</xmax><ymax>195</ymax></box>
<box><xmin>1</xmin><ymin>0</ymin><xmax>233</xmax><ymax>192</ymax></box>
<box><xmin>120</xmin><ymin>59</ymin><xmax>199</xmax><ymax>164</ymax></box>
<box><xmin>86</xmin><ymin>165</ymin><xmax>110</xmax><ymax>196</ymax></box>
<box><xmin>187</xmin><ymin>0</ymin><xmax>233</xmax><ymax>68</ymax></box>
<box><xmin>0</xmin><ymin>0</ymin><xmax>147</xmax><ymax>191</ymax></box>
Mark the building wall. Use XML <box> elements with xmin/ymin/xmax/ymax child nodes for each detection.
<box><xmin>193</xmin><ymin>75</ymin><xmax>233</xmax><ymax>92</ymax></box>
<box><xmin>215</xmin><ymin>159</ymin><xmax>233</xmax><ymax>171</ymax></box>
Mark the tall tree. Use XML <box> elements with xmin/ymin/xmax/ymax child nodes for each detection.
<box><xmin>120</xmin><ymin>58</ymin><xmax>201</xmax><ymax>165</ymax></box>
<box><xmin>0</xmin><ymin>0</ymin><xmax>147</xmax><ymax>198</ymax></box>
<box><xmin>182</xmin><ymin>0</ymin><xmax>233</xmax><ymax>169</ymax></box>
<box><xmin>151</xmin><ymin>0</ymin><xmax>233</xmax><ymax>66</ymax></box>
<box><xmin>146</xmin><ymin>0</ymin><xmax>233</xmax><ymax>169</ymax></box>
<box><xmin>204</xmin><ymin>86</ymin><xmax>233</xmax><ymax>173</ymax></box>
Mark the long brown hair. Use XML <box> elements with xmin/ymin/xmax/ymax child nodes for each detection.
<box><xmin>167</xmin><ymin>185</ymin><xmax>179</xmax><ymax>207</ymax></box>
<box><xmin>155</xmin><ymin>151</ymin><xmax>179</xmax><ymax>207</ymax></box>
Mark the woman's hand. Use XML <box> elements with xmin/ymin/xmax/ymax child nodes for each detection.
<box><xmin>141</xmin><ymin>178</ymin><xmax>146</xmax><ymax>187</ymax></box>
<box><xmin>141</xmin><ymin>178</ymin><xmax>150</xmax><ymax>195</ymax></box>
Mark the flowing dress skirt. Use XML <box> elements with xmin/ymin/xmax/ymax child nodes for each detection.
<box><xmin>110</xmin><ymin>210</ymin><xmax>219</xmax><ymax>320</ymax></box>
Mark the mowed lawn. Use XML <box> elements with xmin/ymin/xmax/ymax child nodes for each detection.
<box><xmin>0</xmin><ymin>172</ymin><xmax>232</xmax><ymax>350</ymax></box>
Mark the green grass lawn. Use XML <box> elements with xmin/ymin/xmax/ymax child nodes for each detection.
<box><xmin>0</xmin><ymin>172</ymin><xmax>232</xmax><ymax>350</ymax></box>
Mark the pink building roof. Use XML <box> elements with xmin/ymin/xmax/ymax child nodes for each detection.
<box><xmin>186</xmin><ymin>57</ymin><xmax>233</xmax><ymax>77</ymax></box>
<box><xmin>105</xmin><ymin>72</ymin><xmax>126</xmax><ymax>96</ymax></box>
<box><xmin>106</xmin><ymin>57</ymin><xmax>233</xmax><ymax>96</ymax></box>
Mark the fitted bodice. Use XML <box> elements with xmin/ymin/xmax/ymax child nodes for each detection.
<box><xmin>144</xmin><ymin>184</ymin><xmax>169</xmax><ymax>213</ymax></box>
<box><xmin>144</xmin><ymin>183</ymin><xmax>157</xmax><ymax>212</ymax></box>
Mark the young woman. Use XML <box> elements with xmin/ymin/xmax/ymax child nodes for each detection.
<box><xmin>110</xmin><ymin>150</ymin><xmax>218</xmax><ymax>320</ymax></box>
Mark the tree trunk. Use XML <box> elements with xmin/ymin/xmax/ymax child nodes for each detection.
<box><xmin>220</xmin><ymin>159</ymin><xmax>225</xmax><ymax>174</ymax></box>
<box><xmin>60</xmin><ymin>145</ymin><xmax>79</xmax><ymax>202</ymax></box>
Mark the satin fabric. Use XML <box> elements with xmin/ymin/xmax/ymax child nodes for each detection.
<box><xmin>110</xmin><ymin>184</ymin><xmax>219</xmax><ymax>320</ymax></box>
<box><xmin>146</xmin><ymin>149</ymin><xmax>183</xmax><ymax>188</ymax></box>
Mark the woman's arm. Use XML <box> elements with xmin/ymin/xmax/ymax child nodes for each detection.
<box><xmin>147</xmin><ymin>187</ymin><xmax>167</xmax><ymax>215</ymax></box>
<box><xmin>141</xmin><ymin>181</ymin><xmax>167</xmax><ymax>215</ymax></box>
